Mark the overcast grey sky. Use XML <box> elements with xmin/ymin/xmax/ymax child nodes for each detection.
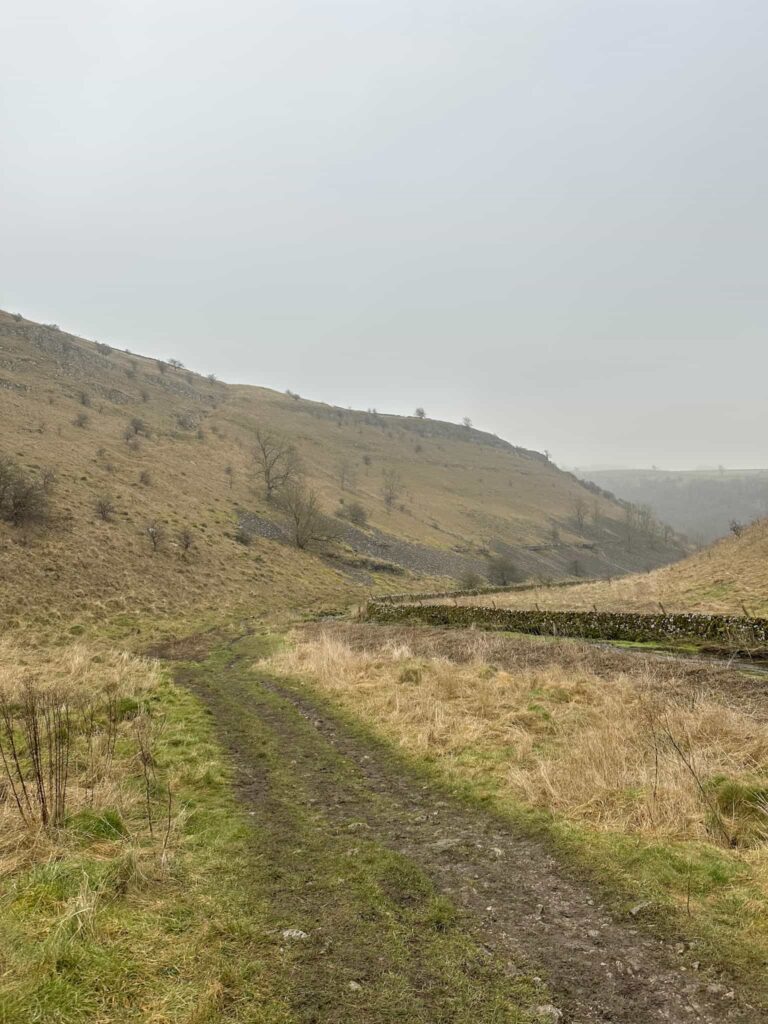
<box><xmin>2</xmin><ymin>1</ymin><xmax>766</xmax><ymax>468</ymax></box>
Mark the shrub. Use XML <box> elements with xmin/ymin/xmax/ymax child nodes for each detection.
<box><xmin>79</xmin><ymin>391</ymin><xmax>92</xmax><ymax>407</ymax></box>
<box><xmin>125</xmin><ymin>417</ymin><xmax>150</xmax><ymax>440</ymax></box>
<box><xmin>487</xmin><ymin>553</ymin><xmax>523</xmax><ymax>586</ymax></box>
<box><xmin>234</xmin><ymin>524</ymin><xmax>253</xmax><ymax>546</ymax></box>
<box><xmin>95</xmin><ymin>495</ymin><xmax>116</xmax><ymax>522</ymax></box>
<box><xmin>459</xmin><ymin>570</ymin><xmax>486</xmax><ymax>589</ymax></box>
<box><xmin>94</xmin><ymin>342</ymin><xmax>112</xmax><ymax>355</ymax></box>
<box><xmin>73</xmin><ymin>412</ymin><xmax>90</xmax><ymax>429</ymax></box>
<box><xmin>336</xmin><ymin>501</ymin><xmax>369</xmax><ymax>527</ymax></box>
<box><xmin>0</xmin><ymin>457</ymin><xmax>50</xmax><ymax>527</ymax></box>
<box><xmin>138</xmin><ymin>470</ymin><xmax>152</xmax><ymax>487</ymax></box>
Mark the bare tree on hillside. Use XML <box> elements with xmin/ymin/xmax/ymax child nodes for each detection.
<box><xmin>414</xmin><ymin>407</ymin><xmax>426</xmax><ymax>419</ymax></box>
<box><xmin>253</xmin><ymin>428</ymin><xmax>300</xmax><ymax>501</ymax></box>
<box><xmin>277</xmin><ymin>483</ymin><xmax>339</xmax><ymax>550</ymax></box>
<box><xmin>382</xmin><ymin>468</ymin><xmax>403</xmax><ymax>510</ymax></box>
<box><xmin>572</xmin><ymin>496</ymin><xmax>587</xmax><ymax>532</ymax></box>
<box><xmin>144</xmin><ymin>520</ymin><xmax>166</xmax><ymax>553</ymax></box>
<box><xmin>177</xmin><ymin>527</ymin><xmax>194</xmax><ymax>558</ymax></box>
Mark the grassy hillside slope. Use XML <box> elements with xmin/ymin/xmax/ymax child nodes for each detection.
<box><xmin>448</xmin><ymin>517</ymin><xmax>768</xmax><ymax>617</ymax></box>
<box><xmin>0</xmin><ymin>310</ymin><xmax>685</xmax><ymax>630</ymax></box>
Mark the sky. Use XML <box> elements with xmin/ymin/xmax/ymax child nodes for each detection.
<box><xmin>2</xmin><ymin>0</ymin><xmax>767</xmax><ymax>469</ymax></box>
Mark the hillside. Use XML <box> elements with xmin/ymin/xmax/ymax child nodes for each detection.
<box><xmin>446</xmin><ymin>516</ymin><xmax>768</xmax><ymax>617</ymax></box>
<box><xmin>579</xmin><ymin>467</ymin><xmax>768</xmax><ymax>544</ymax></box>
<box><xmin>0</xmin><ymin>311</ymin><xmax>686</xmax><ymax>630</ymax></box>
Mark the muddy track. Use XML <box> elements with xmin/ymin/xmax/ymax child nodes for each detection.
<box><xmin>184</xmin><ymin>651</ymin><xmax>761</xmax><ymax>1024</ymax></box>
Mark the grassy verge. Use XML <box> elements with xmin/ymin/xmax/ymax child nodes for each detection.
<box><xmin>0</xmin><ymin>663</ymin><xmax>292</xmax><ymax>1023</ymax></box>
<box><xmin>262</xmin><ymin>627</ymin><xmax>768</xmax><ymax>1003</ymax></box>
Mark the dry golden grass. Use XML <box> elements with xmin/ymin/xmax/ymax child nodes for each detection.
<box><xmin>443</xmin><ymin>518</ymin><xmax>768</xmax><ymax>617</ymax></box>
<box><xmin>266</xmin><ymin>629</ymin><xmax>768</xmax><ymax>847</ymax></box>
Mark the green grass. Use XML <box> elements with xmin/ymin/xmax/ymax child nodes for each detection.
<box><xmin>0</xmin><ymin>676</ymin><xmax>291</xmax><ymax>1023</ymax></box>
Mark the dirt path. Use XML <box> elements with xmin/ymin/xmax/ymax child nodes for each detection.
<box><xmin>178</xmin><ymin>641</ymin><xmax>762</xmax><ymax>1024</ymax></box>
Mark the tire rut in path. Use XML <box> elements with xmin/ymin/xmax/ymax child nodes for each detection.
<box><xmin>196</xmin><ymin>664</ymin><xmax>761</xmax><ymax>1024</ymax></box>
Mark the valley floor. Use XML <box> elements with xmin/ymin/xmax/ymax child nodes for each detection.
<box><xmin>174</xmin><ymin>633</ymin><xmax>764</xmax><ymax>1023</ymax></box>
<box><xmin>3</xmin><ymin>624</ymin><xmax>768</xmax><ymax>1022</ymax></box>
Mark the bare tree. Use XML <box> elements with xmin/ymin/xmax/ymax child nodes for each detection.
<box><xmin>382</xmin><ymin>468</ymin><xmax>403</xmax><ymax>510</ymax></box>
<box><xmin>144</xmin><ymin>520</ymin><xmax>166</xmax><ymax>553</ymax></box>
<box><xmin>277</xmin><ymin>483</ymin><xmax>338</xmax><ymax>550</ymax></box>
<box><xmin>414</xmin><ymin>407</ymin><xmax>426</xmax><ymax>419</ymax></box>
<box><xmin>462</xmin><ymin>416</ymin><xmax>472</xmax><ymax>428</ymax></box>
<box><xmin>572</xmin><ymin>497</ymin><xmax>587</xmax><ymax>532</ymax></box>
<box><xmin>177</xmin><ymin>527</ymin><xmax>194</xmax><ymax>558</ymax></box>
<box><xmin>253</xmin><ymin>427</ymin><xmax>300</xmax><ymax>500</ymax></box>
